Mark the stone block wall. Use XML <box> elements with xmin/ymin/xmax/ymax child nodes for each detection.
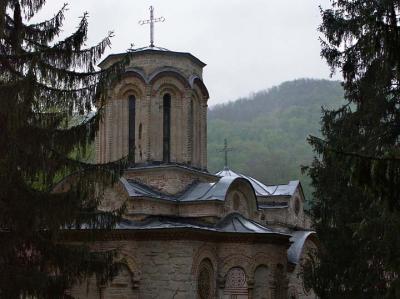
<box><xmin>288</xmin><ymin>239</ymin><xmax>318</xmax><ymax>299</ymax></box>
<box><xmin>70</xmin><ymin>237</ymin><xmax>295</xmax><ymax>299</ymax></box>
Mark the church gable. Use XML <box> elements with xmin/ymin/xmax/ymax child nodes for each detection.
<box><xmin>222</xmin><ymin>178</ymin><xmax>258</xmax><ymax>219</ymax></box>
<box><xmin>259</xmin><ymin>182</ymin><xmax>310</xmax><ymax>229</ymax></box>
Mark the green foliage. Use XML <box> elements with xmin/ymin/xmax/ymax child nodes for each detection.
<box><xmin>0</xmin><ymin>1</ymin><xmax>127</xmax><ymax>298</ymax></box>
<box><xmin>208</xmin><ymin>78</ymin><xmax>344</xmax><ymax>201</ymax></box>
<box><xmin>304</xmin><ymin>1</ymin><xmax>400</xmax><ymax>298</ymax></box>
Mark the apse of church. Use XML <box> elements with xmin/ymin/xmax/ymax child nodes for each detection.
<box><xmin>95</xmin><ymin>48</ymin><xmax>209</xmax><ymax>170</ymax></box>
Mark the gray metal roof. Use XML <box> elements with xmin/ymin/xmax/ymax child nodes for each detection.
<box><xmin>180</xmin><ymin>176</ymin><xmax>241</xmax><ymax>202</ymax></box>
<box><xmin>115</xmin><ymin>213</ymin><xmax>286</xmax><ymax>236</ymax></box>
<box><xmin>287</xmin><ymin>231</ymin><xmax>316</xmax><ymax>265</ymax></box>
<box><xmin>120</xmin><ymin>177</ymin><xmax>176</xmax><ymax>201</ymax></box>
<box><xmin>115</xmin><ymin>215</ymin><xmax>214</xmax><ymax>231</ymax></box>
<box><xmin>132</xmin><ymin>46</ymin><xmax>170</xmax><ymax>52</ymax></box>
<box><xmin>216</xmin><ymin>213</ymin><xmax>274</xmax><ymax>233</ymax></box>
<box><xmin>98</xmin><ymin>47</ymin><xmax>206</xmax><ymax>68</ymax></box>
<box><xmin>120</xmin><ymin>176</ymin><xmax>245</xmax><ymax>202</ymax></box>
<box><xmin>216</xmin><ymin>167</ymin><xmax>299</xmax><ymax>197</ymax></box>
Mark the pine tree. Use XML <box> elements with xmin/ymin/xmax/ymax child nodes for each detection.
<box><xmin>0</xmin><ymin>1</ymin><xmax>126</xmax><ymax>298</ymax></box>
<box><xmin>304</xmin><ymin>1</ymin><xmax>400</xmax><ymax>298</ymax></box>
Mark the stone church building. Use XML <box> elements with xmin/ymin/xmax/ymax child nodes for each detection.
<box><xmin>66</xmin><ymin>43</ymin><xmax>318</xmax><ymax>299</ymax></box>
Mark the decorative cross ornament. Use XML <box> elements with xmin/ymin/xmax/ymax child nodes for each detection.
<box><xmin>218</xmin><ymin>139</ymin><xmax>233</xmax><ymax>169</ymax></box>
<box><xmin>139</xmin><ymin>6</ymin><xmax>165</xmax><ymax>48</ymax></box>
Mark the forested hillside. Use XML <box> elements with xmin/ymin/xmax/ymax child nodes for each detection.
<box><xmin>207</xmin><ymin>79</ymin><xmax>344</xmax><ymax>201</ymax></box>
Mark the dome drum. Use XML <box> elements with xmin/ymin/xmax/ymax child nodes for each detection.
<box><xmin>96</xmin><ymin>48</ymin><xmax>209</xmax><ymax>170</ymax></box>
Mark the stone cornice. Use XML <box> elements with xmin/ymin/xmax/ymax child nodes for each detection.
<box><xmin>61</xmin><ymin>228</ymin><xmax>291</xmax><ymax>247</ymax></box>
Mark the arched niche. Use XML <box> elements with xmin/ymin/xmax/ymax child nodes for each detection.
<box><xmin>224</xmin><ymin>178</ymin><xmax>258</xmax><ymax>218</ymax></box>
<box><xmin>191</xmin><ymin>244</ymin><xmax>218</xmax><ymax>276</ymax></box>
<box><xmin>149</xmin><ymin>68</ymin><xmax>190</xmax><ymax>90</ymax></box>
<box><xmin>113</xmin><ymin>78</ymin><xmax>146</xmax><ymax>163</ymax></box>
<box><xmin>117</xmin><ymin>82</ymin><xmax>145</xmax><ymax>163</ymax></box>
<box><xmin>190</xmin><ymin>93</ymin><xmax>202</xmax><ymax>167</ymax></box>
<box><xmin>151</xmin><ymin>75</ymin><xmax>187</xmax><ymax>98</ymax></box>
<box><xmin>224</xmin><ymin>267</ymin><xmax>249</xmax><ymax>298</ymax></box>
<box><xmin>192</xmin><ymin>78</ymin><xmax>209</xmax><ymax>100</ymax></box>
<box><xmin>189</xmin><ymin>75</ymin><xmax>209</xmax><ymax>99</ymax></box>
<box><xmin>69</xmin><ymin>257</ymin><xmax>141</xmax><ymax>299</ymax></box>
<box><xmin>197</xmin><ymin>258</ymin><xmax>216</xmax><ymax>299</ymax></box>
<box><xmin>96</xmin><ymin>75</ymin><xmax>146</xmax><ymax>164</ymax></box>
<box><xmin>112</xmin><ymin>76</ymin><xmax>145</xmax><ymax>100</ymax></box>
<box><xmin>102</xmin><ymin>263</ymin><xmax>139</xmax><ymax>298</ymax></box>
<box><xmin>253</xmin><ymin>265</ymin><xmax>271</xmax><ymax>299</ymax></box>
<box><xmin>220</xmin><ymin>253</ymin><xmax>253</xmax><ymax>283</ymax></box>
<box><xmin>149</xmin><ymin>78</ymin><xmax>185</xmax><ymax>163</ymax></box>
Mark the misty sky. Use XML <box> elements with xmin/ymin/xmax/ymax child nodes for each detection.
<box><xmin>35</xmin><ymin>0</ymin><xmax>338</xmax><ymax>106</ymax></box>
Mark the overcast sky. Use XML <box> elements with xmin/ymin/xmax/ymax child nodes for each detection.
<box><xmin>35</xmin><ymin>0</ymin><xmax>337</xmax><ymax>106</ymax></box>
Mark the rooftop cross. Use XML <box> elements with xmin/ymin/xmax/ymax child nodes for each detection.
<box><xmin>139</xmin><ymin>6</ymin><xmax>165</xmax><ymax>48</ymax></box>
<box><xmin>218</xmin><ymin>139</ymin><xmax>233</xmax><ymax>169</ymax></box>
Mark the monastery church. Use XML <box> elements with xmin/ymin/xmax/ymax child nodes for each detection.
<box><xmin>66</xmin><ymin>8</ymin><xmax>318</xmax><ymax>299</ymax></box>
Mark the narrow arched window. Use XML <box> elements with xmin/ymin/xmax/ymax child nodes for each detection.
<box><xmin>128</xmin><ymin>95</ymin><xmax>136</xmax><ymax>162</ymax></box>
<box><xmin>197</xmin><ymin>259</ymin><xmax>214</xmax><ymax>299</ymax></box>
<box><xmin>163</xmin><ymin>94</ymin><xmax>171</xmax><ymax>162</ymax></box>
<box><xmin>189</xmin><ymin>99</ymin><xmax>194</xmax><ymax>164</ymax></box>
<box><xmin>139</xmin><ymin>123</ymin><xmax>142</xmax><ymax>140</ymax></box>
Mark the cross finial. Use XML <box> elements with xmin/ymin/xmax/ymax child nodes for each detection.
<box><xmin>218</xmin><ymin>139</ymin><xmax>233</xmax><ymax>169</ymax></box>
<box><xmin>139</xmin><ymin>6</ymin><xmax>165</xmax><ymax>48</ymax></box>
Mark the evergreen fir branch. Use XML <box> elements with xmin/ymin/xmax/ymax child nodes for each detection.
<box><xmin>309</xmin><ymin>135</ymin><xmax>400</xmax><ymax>162</ymax></box>
<box><xmin>18</xmin><ymin>0</ymin><xmax>46</xmax><ymax>19</ymax></box>
<box><xmin>5</xmin><ymin>3</ymin><xmax>66</xmax><ymax>44</ymax></box>
<box><xmin>23</xmin><ymin>3</ymin><xmax>66</xmax><ymax>41</ymax></box>
<box><xmin>0</xmin><ymin>1</ymin><xmax>127</xmax><ymax>296</ymax></box>
<box><xmin>22</xmin><ymin>33</ymin><xmax>113</xmax><ymax>72</ymax></box>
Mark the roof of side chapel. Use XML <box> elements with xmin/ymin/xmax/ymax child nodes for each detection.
<box><xmin>120</xmin><ymin>166</ymin><xmax>302</xmax><ymax>203</ymax></box>
<box><xmin>215</xmin><ymin>167</ymin><xmax>300</xmax><ymax>197</ymax></box>
<box><xmin>115</xmin><ymin>213</ymin><xmax>278</xmax><ymax>234</ymax></box>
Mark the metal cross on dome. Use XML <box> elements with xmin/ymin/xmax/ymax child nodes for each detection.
<box><xmin>139</xmin><ymin>6</ymin><xmax>165</xmax><ymax>48</ymax></box>
<box><xmin>218</xmin><ymin>139</ymin><xmax>234</xmax><ymax>169</ymax></box>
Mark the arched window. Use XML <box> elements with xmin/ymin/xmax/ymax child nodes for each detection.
<box><xmin>139</xmin><ymin>123</ymin><xmax>142</xmax><ymax>140</ymax></box>
<box><xmin>197</xmin><ymin>259</ymin><xmax>214</xmax><ymax>299</ymax></box>
<box><xmin>163</xmin><ymin>93</ymin><xmax>171</xmax><ymax>162</ymax></box>
<box><xmin>128</xmin><ymin>95</ymin><xmax>136</xmax><ymax>162</ymax></box>
<box><xmin>294</xmin><ymin>197</ymin><xmax>301</xmax><ymax>216</ymax></box>
<box><xmin>189</xmin><ymin>99</ymin><xmax>194</xmax><ymax>164</ymax></box>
